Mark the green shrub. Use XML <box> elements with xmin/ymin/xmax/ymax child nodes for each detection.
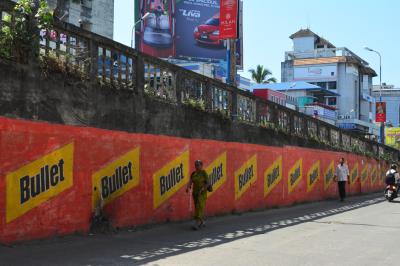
<box><xmin>0</xmin><ymin>0</ymin><xmax>53</xmax><ymax>63</ymax></box>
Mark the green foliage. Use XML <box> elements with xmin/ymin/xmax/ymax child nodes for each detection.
<box><xmin>183</xmin><ymin>98</ymin><xmax>206</xmax><ymax>111</ymax></box>
<box><xmin>0</xmin><ymin>14</ymin><xmax>12</xmax><ymax>58</ymax></box>
<box><xmin>379</xmin><ymin>153</ymin><xmax>393</xmax><ymax>163</ymax></box>
<box><xmin>0</xmin><ymin>0</ymin><xmax>53</xmax><ymax>63</ymax></box>
<box><xmin>351</xmin><ymin>144</ymin><xmax>362</xmax><ymax>154</ymax></box>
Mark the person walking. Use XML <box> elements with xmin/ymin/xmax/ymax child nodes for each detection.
<box><xmin>334</xmin><ymin>157</ymin><xmax>350</xmax><ymax>202</ymax></box>
<box><xmin>186</xmin><ymin>160</ymin><xmax>209</xmax><ymax>230</ymax></box>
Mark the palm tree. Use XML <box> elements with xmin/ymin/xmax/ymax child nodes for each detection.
<box><xmin>248</xmin><ymin>65</ymin><xmax>277</xmax><ymax>84</ymax></box>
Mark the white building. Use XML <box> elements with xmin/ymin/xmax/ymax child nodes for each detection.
<box><xmin>281</xmin><ymin>29</ymin><xmax>378</xmax><ymax>137</ymax></box>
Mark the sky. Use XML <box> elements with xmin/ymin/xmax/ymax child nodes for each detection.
<box><xmin>114</xmin><ymin>0</ymin><xmax>400</xmax><ymax>86</ymax></box>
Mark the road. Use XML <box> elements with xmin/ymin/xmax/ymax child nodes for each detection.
<box><xmin>1</xmin><ymin>193</ymin><xmax>399</xmax><ymax>266</ymax></box>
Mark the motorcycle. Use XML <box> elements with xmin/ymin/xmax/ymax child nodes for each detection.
<box><xmin>384</xmin><ymin>184</ymin><xmax>398</xmax><ymax>202</ymax></box>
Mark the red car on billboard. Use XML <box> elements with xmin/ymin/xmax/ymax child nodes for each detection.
<box><xmin>193</xmin><ymin>14</ymin><xmax>224</xmax><ymax>48</ymax></box>
<box><xmin>138</xmin><ymin>0</ymin><xmax>176</xmax><ymax>58</ymax></box>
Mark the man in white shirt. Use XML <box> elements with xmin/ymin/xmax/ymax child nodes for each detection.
<box><xmin>334</xmin><ymin>157</ymin><xmax>350</xmax><ymax>202</ymax></box>
<box><xmin>385</xmin><ymin>164</ymin><xmax>399</xmax><ymax>185</ymax></box>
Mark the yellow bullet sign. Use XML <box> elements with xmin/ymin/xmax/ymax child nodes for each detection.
<box><xmin>92</xmin><ymin>147</ymin><xmax>140</xmax><ymax>210</ymax></box>
<box><xmin>264</xmin><ymin>156</ymin><xmax>282</xmax><ymax>197</ymax></box>
<box><xmin>307</xmin><ymin>161</ymin><xmax>320</xmax><ymax>192</ymax></box>
<box><xmin>206</xmin><ymin>152</ymin><xmax>227</xmax><ymax>197</ymax></box>
<box><xmin>324</xmin><ymin>161</ymin><xmax>335</xmax><ymax>190</ymax></box>
<box><xmin>288</xmin><ymin>159</ymin><xmax>303</xmax><ymax>194</ymax></box>
<box><xmin>153</xmin><ymin>150</ymin><xmax>189</xmax><ymax>209</ymax></box>
<box><xmin>235</xmin><ymin>155</ymin><xmax>257</xmax><ymax>200</ymax></box>
<box><xmin>6</xmin><ymin>143</ymin><xmax>74</xmax><ymax>223</ymax></box>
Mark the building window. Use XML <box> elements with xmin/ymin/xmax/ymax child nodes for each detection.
<box><xmin>81</xmin><ymin>0</ymin><xmax>92</xmax><ymax>9</ymax></box>
<box><xmin>328</xmin><ymin>81</ymin><xmax>337</xmax><ymax>90</ymax></box>
<box><xmin>316</xmin><ymin>82</ymin><xmax>327</xmax><ymax>89</ymax></box>
<box><xmin>327</xmin><ymin>97</ymin><xmax>337</xmax><ymax>106</ymax></box>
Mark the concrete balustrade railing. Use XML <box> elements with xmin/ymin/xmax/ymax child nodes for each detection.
<box><xmin>0</xmin><ymin>0</ymin><xmax>398</xmax><ymax>162</ymax></box>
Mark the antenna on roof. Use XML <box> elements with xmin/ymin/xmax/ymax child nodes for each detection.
<box><xmin>306</xmin><ymin>14</ymin><xmax>310</xmax><ymax>29</ymax></box>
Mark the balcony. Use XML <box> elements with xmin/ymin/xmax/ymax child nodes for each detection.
<box><xmin>300</xmin><ymin>102</ymin><xmax>337</xmax><ymax>125</ymax></box>
<box><xmin>285</xmin><ymin>47</ymin><xmax>369</xmax><ymax>66</ymax></box>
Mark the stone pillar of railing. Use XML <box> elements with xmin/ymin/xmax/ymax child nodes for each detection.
<box><xmin>326</xmin><ymin>126</ymin><xmax>332</xmax><ymax>146</ymax></box>
<box><xmin>135</xmin><ymin>57</ymin><xmax>145</xmax><ymax>96</ymax></box>
<box><xmin>301</xmin><ymin>116</ymin><xmax>307</xmax><ymax>136</ymax></box>
<box><xmin>204</xmin><ymin>81</ymin><xmax>212</xmax><ymax>111</ymax></box>
<box><xmin>271</xmin><ymin>104</ymin><xmax>279</xmax><ymax>129</ymax></box>
<box><xmin>89</xmin><ymin>39</ymin><xmax>98</xmax><ymax>82</ymax></box>
<box><xmin>231</xmin><ymin>89</ymin><xmax>238</xmax><ymax>121</ymax></box>
<box><xmin>288</xmin><ymin>111</ymin><xmax>295</xmax><ymax>134</ymax></box>
<box><xmin>175</xmin><ymin>70</ymin><xmax>183</xmax><ymax>104</ymax></box>
<box><xmin>304</xmin><ymin>117</ymin><xmax>310</xmax><ymax>138</ymax></box>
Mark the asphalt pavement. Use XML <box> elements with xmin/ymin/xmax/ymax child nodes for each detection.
<box><xmin>1</xmin><ymin>193</ymin><xmax>398</xmax><ymax>266</ymax></box>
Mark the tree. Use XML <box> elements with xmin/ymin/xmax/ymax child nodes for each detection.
<box><xmin>0</xmin><ymin>0</ymin><xmax>53</xmax><ymax>63</ymax></box>
<box><xmin>248</xmin><ymin>65</ymin><xmax>277</xmax><ymax>84</ymax></box>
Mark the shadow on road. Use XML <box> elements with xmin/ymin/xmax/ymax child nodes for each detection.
<box><xmin>0</xmin><ymin>194</ymin><xmax>386</xmax><ymax>266</ymax></box>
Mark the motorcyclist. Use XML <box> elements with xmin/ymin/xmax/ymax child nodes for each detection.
<box><xmin>385</xmin><ymin>164</ymin><xmax>400</xmax><ymax>188</ymax></box>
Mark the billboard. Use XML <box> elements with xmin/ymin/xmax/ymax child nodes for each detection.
<box><xmin>135</xmin><ymin>0</ymin><xmax>243</xmax><ymax>64</ymax></box>
<box><xmin>219</xmin><ymin>0</ymin><xmax>239</xmax><ymax>39</ymax></box>
<box><xmin>176</xmin><ymin>0</ymin><xmax>226</xmax><ymax>61</ymax></box>
<box><xmin>376</xmin><ymin>102</ymin><xmax>386</xmax><ymax>123</ymax></box>
<box><xmin>294</xmin><ymin>64</ymin><xmax>337</xmax><ymax>81</ymax></box>
<box><xmin>135</xmin><ymin>0</ymin><xmax>176</xmax><ymax>58</ymax></box>
<box><xmin>385</xmin><ymin>127</ymin><xmax>400</xmax><ymax>149</ymax></box>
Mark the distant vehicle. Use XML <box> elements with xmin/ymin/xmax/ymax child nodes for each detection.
<box><xmin>193</xmin><ymin>14</ymin><xmax>224</xmax><ymax>48</ymax></box>
<box><xmin>138</xmin><ymin>0</ymin><xmax>175</xmax><ymax>57</ymax></box>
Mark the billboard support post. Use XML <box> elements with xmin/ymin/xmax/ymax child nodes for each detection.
<box><xmin>226</xmin><ymin>39</ymin><xmax>231</xmax><ymax>85</ymax></box>
<box><xmin>220</xmin><ymin>0</ymin><xmax>239</xmax><ymax>86</ymax></box>
<box><xmin>226</xmin><ymin>39</ymin><xmax>237</xmax><ymax>86</ymax></box>
<box><xmin>230</xmin><ymin>38</ymin><xmax>237</xmax><ymax>86</ymax></box>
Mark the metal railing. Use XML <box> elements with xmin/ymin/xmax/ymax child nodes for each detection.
<box><xmin>0</xmin><ymin>0</ymin><xmax>398</xmax><ymax>162</ymax></box>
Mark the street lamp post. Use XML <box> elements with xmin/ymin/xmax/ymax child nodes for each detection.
<box><xmin>364</xmin><ymin>46</ymin><xmax>384</xmax><ymax>144</ymax></box>
<box><xmin>131</xmin><ymin>12</ymin><xmax>151</xmax><ymax>48</ymax></box>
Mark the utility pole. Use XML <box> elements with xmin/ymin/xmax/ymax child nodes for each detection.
<box><xmin>229</xmin><ymin>39</ymin><xmax>237</xmax><ymax>87</ymax></box>
<box><xmin>364</xmin><ymin>46</ymin><xmax>384</xmax><ymax>144</ymax></box>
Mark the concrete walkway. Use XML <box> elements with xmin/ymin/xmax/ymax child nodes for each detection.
<box><xmin>1</xmin><ymin>193</ymin><xmax>397</xmax><ymax>266</ymax></box>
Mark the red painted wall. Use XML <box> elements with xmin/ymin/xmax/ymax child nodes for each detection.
<box><xmin>253</xmin><ymin>89</ymin><xmax>287</xmax><ymax>105</ymax></box>
<box><xmin>0</xmin><ymin>117</ymin><xmax>386</xmax><ymax>244</ymax></box>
